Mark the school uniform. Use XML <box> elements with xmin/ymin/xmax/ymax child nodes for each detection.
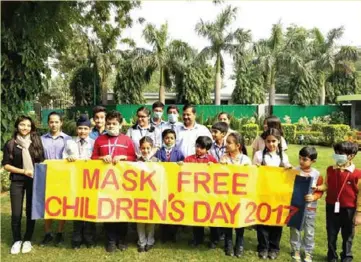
<box><xmin>63</xmin><ymin>137</ymin><xmax>96</xmax><ymax>247</ymax></box>
<box><xmin>126</xmin><ymin>124</ymin><xmax>161</xmax><ymax>155</ymax></box>
<box><xmin>155</xmin><ymin>145</ymin><xmax>185</xmax><ymax>242</ymax></box>
<box><xmin>184</xmin><ymin>154</ymin><xmax>219</xmax><ymax>246</ymax></box>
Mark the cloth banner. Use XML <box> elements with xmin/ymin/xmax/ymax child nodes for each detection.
<box><xmin>32</xmin><ymin>160</ymin><xmax>311</xmax><ymax>230</ymax></box>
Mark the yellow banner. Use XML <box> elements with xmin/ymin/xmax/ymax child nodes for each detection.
<box><xmin>43</xmin><ymin>160</ymin><xmax>301</xmax><ymax>227</ymax></box>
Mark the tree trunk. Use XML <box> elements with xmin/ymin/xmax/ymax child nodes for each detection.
<box><xmin>159</xmin><ymin>67</ymin><xmax>165</xmax><ymax>104</ymax></box>
<box><xmin>101</xmin><ymin>81</ymin><xmax>108</xmax><ymax>105</ymax></box>
<box><xmin>214</xmin><ymin>55</ymin><xmax>221</xmax><ymax>105</ymax></box>
<box><xmin>319</xmin><ymin>73</ymin><xmax>326</xmax><ymax>105</ymax></box>
<box><xmin>269</xmin><ymin>69</ymin><xmax>276</xmax><ymax>106</ymax></box>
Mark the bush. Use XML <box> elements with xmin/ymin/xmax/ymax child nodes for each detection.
<box><xmin>310</xmin><ymin>123</ymin><xmax>326</xmax><ymax>132</ymax></box>
<box><xmin>295</xmin><ymin>131</ymin><xmax>324</xmax><ymax>145</ymax></box>
<box><xmin>1</xmin><ymin>168</ymin><xmax>10</xmax><ymax>192</ymax></box>
<box><xmin>322</xmin><ymin>124</ymin><xmax>351</xmax><ymax>146</ymax></box>
<box><xmin>282</xmin><ymin>124</ymin><xmax>297</xmax><ymax>144</ymax></box>
<box><xmin>241</xmin><ymin>124</ymin><xmax>259</xmax><ymax>145</ymax></box>
<box><xmin>62</xmin><ymin>119</ymin><xmax>77</xmax><ymax>136</ymax></box>
<box><xmin>329</xmin><ymin>111</ymin><xmax>346</xmax><ymax>124</ymax></box>
<box><xmin>121</xmin><ymin>124</ymin><xmax>131</xmax><ymax>135</ymax></box>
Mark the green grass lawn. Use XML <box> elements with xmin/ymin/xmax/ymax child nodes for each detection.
<box><xmin>1</xmin><ymin>145</ymin><xmax>361</xmax><ymax>262</ymax></box>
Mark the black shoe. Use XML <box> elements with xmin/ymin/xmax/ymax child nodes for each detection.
<box><xmin>145</xmin><ymin>244</ymin><xmax>153</xmax><ymax>252</ymax></box>
<box><xmin>117</xmin><ymin>241</ymin><xmax>128</xmax><ymax>251</ymax></box>
<box><xmin>85</xmin><ymin>242</ymin><xmax>95</xmax><ymax>248</ymax></box>
<box><xmin>138</xmin><ymin>246</ymin><xmax>146</xmax><ymax>252</ymax></box>
<box><xmin>268</xmin><ymin>251</ymin><xmax>279</xmax><ymax>260</ymax></box>
<box><xmin>258</xmin><ymin>250</ymin><xmax>268</xmax><ymax>260</ymax></box>
<box><xmin>234</xmin><ymin>246</ymin><xmax>244</xmax><ymax>258</ymax></box>
<box><xmin>225</xmin><ymin>244</ymin><xmax>234</xmax><ymax>256</ymax></box>
<box><xmin>208</xmin><ymin>241</ymin><xmax>217</xmax><ymax>249</ymax></box>
<box><xmin>54</xmin><ymin>233</ymin><xmax>64</xmax><ymax>246</ymax></box>
<box><xmin>40</xmin><ymin>233</ymin><xmax>54</xmax><ymax>246</ymax></box>
<box><xmin>72</xmin><ymin>241</ymin><xmax>81</xmax><ymax>249</ymax></box>
<box><xmin>106</xmin><ymin>242</ymin><xmax>117</xmax><ymax>253</ymax></box>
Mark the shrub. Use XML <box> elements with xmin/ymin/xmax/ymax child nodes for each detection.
<box><xmin>282</xmin><ymin>124</ymin><xmax>297</xmax><ymax>144</ymax></box>
<box><xmin>322</xmin><ymin>124</ymin><xmax>351</xmax><ymax>146</ymax></box>
<box><xmin>1</xmin><ymin>168</ymin><xmax>10</xmax><ymax>192</ymax></box>
<box><xmin>329</xmin><ymin>111</ymin><xmax>346</xmax><ymax>124</ymax></box>
<box><xmin>62</xmin><ymin>119</ymin><xmax>77</xmax><ymax>136</ymax></box>
<box><xmin>295</xmin><ymin>131</ymin><xmax>324</xmax><ymax>145</ymax></box>
<box><xmin>241</xmin><ymin>124</ymin><xmax>259</xmax><ymax>145</ymax></box>
<box><xmin>121</xmin><ymin>124</ymin><xmax>131</xmax><ymax>135</ymax></box>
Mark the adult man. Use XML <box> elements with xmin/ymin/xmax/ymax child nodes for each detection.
<box><xmin>176</xmin><ymin>105</ymin><xmax>212</xmax><ymax>157</ymax></box>
<box><xmin>89</xmin><ymin>106</ymin><xmax>107</xmax><ymax>140</ymax></box>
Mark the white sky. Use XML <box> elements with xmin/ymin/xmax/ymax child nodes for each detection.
<box><xmin>120</xmin><ymin>0</ymin><xmax>361</xmax><ymax>93</ymax></box>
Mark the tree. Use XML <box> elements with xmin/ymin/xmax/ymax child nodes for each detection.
<box><xmin>133</xmin><ymin>23</ymin><xmax>192</xmax><ymax>103</ymax></box>
<box><xmin>195</xmin><ymin>5</ymin><xmax>250</xmax><ymax>105</ymax></box>
<box><xmin>37</xmin><ymin>76</ymin><xmax>73</xmax><ymax>108</ymax></box>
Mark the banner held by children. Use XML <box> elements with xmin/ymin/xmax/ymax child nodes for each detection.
<box><xmin>32</xmin><ymin>160</ymin><xmax>311</xmax><ymax>229</ymax></box>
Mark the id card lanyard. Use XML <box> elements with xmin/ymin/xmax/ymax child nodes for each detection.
<box><xmin>334</xmin><ymin>170</ymin><xmax>350</xmax><ymax>213</ymax></box>
<box><xmin>108</xmin><ymin>137</ymin><xmax>119</xmax><ymax>157</ymax></box>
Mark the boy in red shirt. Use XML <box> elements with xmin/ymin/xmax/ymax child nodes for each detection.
<box><xmin>315</xmin><ymin>141</ymin><xmax>361</xmax><ymax>262</ymax></box>
<box><xmin>91</xmin><ymin>111</ymin><xmax>136</xmax><ymax>253</ymax></box>
<box><xmin>182</xmin><ymin>136</ymin><xmax>219</xmax><ymax>248</ymax></box>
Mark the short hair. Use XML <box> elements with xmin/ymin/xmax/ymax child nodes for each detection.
<box><xmin>92</xmin><ymin>106</ymin><xmax>106</xmax><ymax>117</ymax></box>
<box><xmin>136</xmin><ymin>106</ymin><xmax>151</xmax><ymax>116</ymax></box>
<box><xmin>333</xmin><ymin>141</ymin><xmax>358</xmax><ymax>156</ymax></box>
<box><xmin>183</xmin><ymin>104</ymin><xmax>196</xmax><ymax>114</ymax></box>
<box><xmin>167</xmin><ymin>105</ymin><xmax>179</xmax><ymax>114</ymax></box>
<box><xmin>162</xmin><ymin>129</ymin><xmax>176</xmax><ymax>140</ymax></box>
<box><xmin>47</xmin><ymin>111</ymin><xmax>63</xmax><ymax>122</ymax></box>
<box><xmin>299</xmin><ymin>146</ymin><xmax>318</xmax><ymax>161</ymax></box>
<box><xmin>265</xmin><ymin>115</ymin><xmax>283</xmax><ymax>135</ymax></box>
<box><xmin>218</xmin><ymin>112</ymin><xmax>231</xmax><ymax>120</ymax></box>
<box><xmin>152</xmin><ymin>101</ymin><xmax>164</xmax><ymax>110</ymax></box>
<box><xmin>195</xmin><ymin>136</ymin><xmax>213</xmax><ymax>150</ymax></box>
<box><xmin>139</xmin><ymin>136</ymin><xmax>154</xmax><ymax>147</ymax></box>
<box><xmin>211</xmin><ymin>122</ymin><xmax>229</xmax><ymax>134</ymax></box>
<box><xmin>105</xmin><ymin>110</ymin><xmax>123</xmax><ymax>123</ymax></box>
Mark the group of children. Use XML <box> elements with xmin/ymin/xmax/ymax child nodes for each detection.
<box><xmin>2</xmin><ymin>106</ymin><xmax>361</xmax><ymax>262</ymax></box>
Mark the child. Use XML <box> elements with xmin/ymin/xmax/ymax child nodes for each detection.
<box><xmin>289</xmin><ymin>147</ymin><xmax>323</xmax><ymax>262</ymax></box>
<box><xmin>183</xmin><ymin>136</ymin><xmax>218</xmax><ymax>248</ymax></box>
<box><xmin>314</xmin><ymin>141</ymin><xmax>361</xmax><ymax>262</ymax></box>
<box><xmin>136</xmin><ymin>136</ymin><xmax>159</xmax><ymax>252</ymax></box>
<box><xmin>220</xmin><ymin>133</ymin><xmax>251</xmax><ymax>257</ymax></box>
<box><xmin>253</xmin><ymin>128</ymin><xmax>291</xmax><ymax>260</ymax></box>
<box><xmin>89</xmin><ymin>106</ymin><xmax>107</xmax><ymax>139</ymax></box>
<box><xmin>91</xmin><ymin>110</ymin><xmax>136</xmax><ymax>253</ymax></box>
<box><xmin>209</xmin><ymin>122</ymin><xmax>228</xmax><ymax>162</ymax></box>
<box><xmin>252</xmin><ymin>115</ymin><xmax>288</xmax><ymax>158</ymax></box>
<box><xmin>63</xmin><ymin>115</ymin><xmax>96</xmax><ymax>249</ymax></box>
<box><xmin>155</xmin><ymin>129</ymin><xmax>184</xmax><ymax>243</ymax></box>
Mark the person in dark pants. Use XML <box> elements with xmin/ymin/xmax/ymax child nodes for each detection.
<box><xmin>2</xmin><ymin>115</ymin><xmax>45</xmax><ymax>254</ymax></box>
<box><xmin>91</xmin><ymin>111</ymin><xmax>137</xmax><ymax>252</ymax></box>
<box><xmin>63</xmin><ymin>115</ymin><xmax>96</xmax><ymax>248</ymax></box>
<box><xmin>314</xmin><ymin>141</ymin><xmax>361</xmax><ymax>262</ymax></box>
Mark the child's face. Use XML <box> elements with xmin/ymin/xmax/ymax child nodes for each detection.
<box><xmin>77</xmin><ymin>126</ymin><xmax>90</xmax><ymax>139</ymax></box>
<box><xmin>94</xmin><ymin>112</ymin><xmax>106</xmax><ymax>129</ymax></box>
<box><xmin>106</xmin><ymin>118</ymin><xmax>120</xmax><ymax>131</ymax></box>
<box><xmin>225</xmin><ymin>136</ymin><xmax>240</xmax><ymax>154</ymax></box>
<box><xmin>299</xmin><ymin>155</ymin><xmax>314</xmax><ymax>170</ymax></box>
<box><xmin>163</xmin><ymin>133</ymin><xmax>175</xmax><ymax>147</ymax></box>
<box><xmin>140</xmin><ymin>142</ymin><xmax>152</xmax><ymax>157</ymax></box>
<box><xmin>265</xmin><ymin>135</ymin><xmax>279</xmax><ymax>152</ymax></box>
<box><xmin>195</xmin><ymin>145</ymin><xmax>207</xmax><ymax>157</ymax></box>
<box><xmin>211</xmin><ymin>129</ymin><xmax>225</xmax><ymax>142</ymax></box>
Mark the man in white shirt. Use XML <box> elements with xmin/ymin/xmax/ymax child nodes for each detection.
<box><xmin>176</xmin><ymin>105</ymin><xmax>212</xmax><ymax>157</ymax></box>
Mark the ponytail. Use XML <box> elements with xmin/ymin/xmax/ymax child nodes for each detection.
<box><xmin>261</xmin><ymin>147</ymin><xmax>268</xmax><ymax>166</ymax></box>
<box><xmin>278</xmin><ymin>143</ymin><xmax>284</xmax><ymax>167</ymax></box>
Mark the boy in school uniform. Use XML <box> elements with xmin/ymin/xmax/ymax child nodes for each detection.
<box><xmin>63</xmin><ymin>115</ymin><xmax>96</xmax><ymax>249</ymax></box>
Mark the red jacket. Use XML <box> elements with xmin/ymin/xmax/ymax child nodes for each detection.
<box><xmin>325</xmin><ymin>166</ymin><xmax>361</xmax><ymax>208</ymax></box>
<box><xmin>91</xmin><ymin>134</ymin><xmax>136</xmax><ymax>161</ymax></box>
<box><xmin>184</xmin><ymin>154</ymin><xmax>218</xmax><ymax>163</ymax></box>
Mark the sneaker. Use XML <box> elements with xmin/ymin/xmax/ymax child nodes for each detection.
<box><xmin>234</xmin><ymin>246</ymin><xmax>244</xmax><ymax>258</ymax></box>
<box><xmin>145</xmin><ymin>244</ymin><xmax>153</xmax><ymax>252</ymax></box>
<box><xmin>137</xmin><ymin>246</ymin><xmax>146</xmax><ymax>252</ymax></box>
<box><xmin>10</xmin><ymin>241</ymin><xmax>22</xmax><ymax>254</ymax></box>
<box><xmin>268</xmin><ymin>250</ymin><xmax>279</xmax><ymax>260</ymax></box>
<box><xmin>106</xmin><ymin>242</ymin><xmax>117</xmax><ymax>253</ymax></box>
<box><xmin>225</xmin><ymin>244</ymin><xmax>234</xmax><ymax>256</ymax></box>
<box><xmin>304</xmin><ymin>252</ymin><xmax>313</xmax><ymax>262</ymax></box>
<box><xmin>258</xmin><ymin>250</ymin><xmax>268</xmax><ymax>260</ymax></box>
<box><xmin>40</xmin><ymin>233</ymin><xmax>53</xmax><ymax>246</ymax></box>
<box><xmin>21</xmin><ymin>241</ymin><xmax>32</xmax><ymax>253</ymax></box>
<box><xmin>292</xmin><ymin>251</ymin><xmax>302</xmax><ymax>261</ymax></box>
<box><xmin>54</xmin><ymin>233</ymin><xmax>64</xmax><ymax>246</ymax></box>
<box><xmin>117</xmin><ymin>240</ymin><xmax>127</xmax><ymax>251</ymax></box>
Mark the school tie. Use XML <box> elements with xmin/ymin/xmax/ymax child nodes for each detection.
<box><xmin>80</xmin><ymin>138</ymin><xmax>85</xmax><ymax>146</ymax></box>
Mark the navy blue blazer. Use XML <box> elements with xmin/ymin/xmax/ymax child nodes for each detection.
<box><xmin>155</xmin><ymin>147</ymin><xmax>185</xmax><ymax>162</ymax></box>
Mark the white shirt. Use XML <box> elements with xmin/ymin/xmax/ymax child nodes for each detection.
<box><xmin>221</xmin><ymin>153</ymin><xmax>252</xmax><ymax>165</ymax></box>
<box><xmin>175</xmin><ymin>123</ymin><xmax>212</xmax><ymax>157</ymax></box>
<box><xmin>126</xmin><ymin>125</ymin><xmax>161</xmax><ymax>154</ymax></box>
<box><xmin>253</xmin><ymin>150</ymin><xmax>290</xmax><ymax>167</ymax></box>
<box><xmin>62</xmin><ymin>137</ymin><xmax>94</xmax><ymax>160</ymax></box>
<box><xmin>252</xmin><ymin>136</ymin><xmax>288</xmax><ymax>152</ymax></box>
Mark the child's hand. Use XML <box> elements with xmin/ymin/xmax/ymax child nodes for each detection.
<box><xmin>66</xmin><ymin>156</ymin><xmax>76</xmax><ymax>162</ymax></box>
<box><xmin>220</xmin><ymin>160</ymin><xmax>228</xmax><ymax>165</ymax></box>
<box><xmin>354</xmin><ymin>212</ymin><xmax>361</xmax><ymax>226</ymax></box>
<box><xmin>304</xmin><ymin>194</ymin><xmax>314</xmax><ymax>202</ymax></box>
<box><xmin>112</xmin><ymin>155</ymin><xmax>127</xmax><ymax>164</ymax></box>
<box><xmin>284</xmin><ymin>165</ymin><xmax>293</xmax><ymax>170</ymax></box>
<box><xmin>102</xmin><ymin>155</ymin><xmax>112</xmax><ymax>163</ymax></box>
<box><xmin>177</xmin><ymin>161</ymin><xmax>184</xmax><ymax>165</ymax></box>
<box><xmin>207</xmin><ymin>162</ymin><xmax>213</xmax><ymax>165</ymax></box>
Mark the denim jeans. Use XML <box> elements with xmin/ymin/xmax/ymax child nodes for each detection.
<box><xmin>290</xmin><ymin>209</ymin><xmax>316</xmax><ymax>254</ymax></box>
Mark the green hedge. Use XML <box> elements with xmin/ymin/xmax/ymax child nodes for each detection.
<box><xmin>295</xmin><ymin>131</ymin><xmax>324</xmax><ymax>146</ymax></box>
<box><xmin>241</xmin><ymin>124</ymin><xmax>259</xmax><ymax>145</ymax></box>
<box><xmin>322</xmin><ymin>124</ymin><xmax>351</xmax><ymax>146</ymax></box>
<box><xmin>283</xmin><ymin>124</ymin><xmax>297</xmax><ymax>144</ymax></box>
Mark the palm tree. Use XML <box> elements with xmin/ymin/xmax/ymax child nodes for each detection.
<box><xmin>133</xmin><ymin>23</ymin><xmax>192</xmax><ymax>103</ymax></box>
<box><xmin>195</xmin><ymin>5</ymin><xmax>251</xmax><ymax>105</ymax></box>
